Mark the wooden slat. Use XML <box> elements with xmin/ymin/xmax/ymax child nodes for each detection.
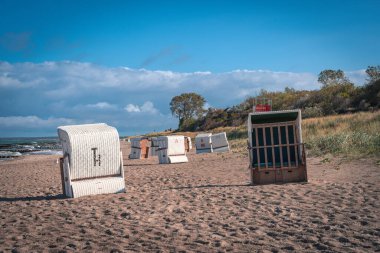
<box><xmin>255</xmin><ymin>127</ymin><xmax>260</xmax><ymax>169</ymax></box>
<box><xmin>285</xmin><ymin>125</ymin><xmax>291</xmax><ymax>167</ymax></box>
<box><xmin>248</xmin><ymin>143</ymin><xmax>300</xmax><ymax>149</ymax></box>
<box><xmin>270</xmin><ymin>126</ymin><xmax>275</xmax><ymax>169</ymax></box>
<box><xmin>293</xmin><ymin>125</ymin><xmax>298</xmax><ymax>167</ymax></box>
<box><xmin>263</xmin><ymin>127</ymin><xmax>268</xmax><ymax>168</ymax></box>
<box><xmin>252</xmin><ymin>121</ymin><xmax>296</xmax><ymax>128</ymax></box>
<box><xmin>278</xmin><ymin>126</ymin><xmax>283</xmax><ymax>168</ymax></box>
<box><xmin>252</xmin><ymin>166</ymin><xmax>299</xmax><ymax>171</ymax></box>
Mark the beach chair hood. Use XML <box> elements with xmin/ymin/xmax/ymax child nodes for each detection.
<box><xmin>211</xmin><ymin>132</ymin><xmax>230</xmax><ymax>153</ymax></box>
<box><xmin>57</xmin><ymin>123</ymin><xmax>125</xmax><ymax>198</ymax></box>
<box><xmin>195</xmin><ymin>133</ymin><xmax>213</xmax><ymax>154</ymax></box>
<box><xmin>157</xmin><ymin>136</ymin><xmax>188</xmax><ymax>164</ymax></box>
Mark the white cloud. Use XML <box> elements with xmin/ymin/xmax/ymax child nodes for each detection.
<box><xmin>85</xmin><ymin>102</ymin><xmax>117</xmax><ymax>110</ymax></box>
<box><xmin>125</xmin><ymin>104</ymin><xmax>141</xmax><ymax>113</ymax></box>
<box><xmin>0</xmin><ymin>116</ymin><xmax>77</xmax><ymax>128</ymax></box>
<box><xmin>0</xmin><ymin>61</ymin><xmax>320</xmax><ymax>98</ymax></box>
<box><xmin>0</xmin><ymin>60</ymin><xmax>369</xmax><ymax>137</ymax></box>
<box><xmin>346</xmin><ymin>69</ymin><xmax>367</xmax><ymax>85</ymax></box>
<box><xmin>124</xmin><ymin>101</ymin><xmax>159</xmax><ymax>114</ymax></box>
<box><xmin>141</xmin><ymin>101</ymin><xmax>159</xmax><ymax>114</ymax></box>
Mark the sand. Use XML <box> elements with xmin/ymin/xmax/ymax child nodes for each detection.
<box><xmin>0</xmin><ymin>142</ymin><xmax>379</xmax><ymax>252</ymax></box>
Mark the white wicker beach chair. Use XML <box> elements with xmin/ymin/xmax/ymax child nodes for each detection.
<box><xmin>195</xmin><ymin>133</ymin><xmax>213</xmax><ymax>154</ymax></box>
<box><xmin>129</xmin><ymin>137</ymin><xmax>150</xmax><ymax>159</ymax></box>
<box><xmin>211</xmin><ymin>132</ymin><xmax>230</xmax><ymax>153</ymax></box>
<box><xmin>149</xmin><ymin>137</ymin><xmax>159</xmax><ymax>156</ymax></box>
<box><xmin>57</xmin><ymin>123</ymin><xmax>125</xmax><ymax>198</ymax></box>
<box><xmin>156</xmin><ymin>136</ymin><xmax>188</xmax><ymax>164</ymax></box>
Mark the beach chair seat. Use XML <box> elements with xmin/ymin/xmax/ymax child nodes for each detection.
<box><xmin>70</xmin><ymin>176</ymin><xmax>126</xmax><ymax>198</ymax></box>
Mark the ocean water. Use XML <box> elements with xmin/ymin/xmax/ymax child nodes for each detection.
<box><xmin>0</xmin><ymin>137</ymin><xmax>63</xmax><ymax>159</ymax></box>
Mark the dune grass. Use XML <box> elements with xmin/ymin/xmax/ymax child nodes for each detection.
<box><xmin>134</xmin><ymin>111</ymin><xmax>380</xmax><ymax>158</ymax></box>
<box><xmin>213</xmin><ymin>111</ymin><xmax>380</xmax><ymax>157</ymax></box>
<box><xmin>302</xmin><ymin>111</ymin><xmax>380</xmax><ymax>157</ymax></box>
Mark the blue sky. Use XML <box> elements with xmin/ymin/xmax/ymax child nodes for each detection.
<box><xmin>0</xmin><ymin>0</ymin><xmax>379</xmax><ymax>137</ymax></box>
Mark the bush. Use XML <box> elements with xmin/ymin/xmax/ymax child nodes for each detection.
<box><xmin>303</xmin><ymin>106</ymin><xmax>323</xmax><ymax>118</ymax></box>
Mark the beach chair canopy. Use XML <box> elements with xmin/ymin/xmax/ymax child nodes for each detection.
<box><xmin>211</xmin><ymin>132</ymin><xmax>230</xmax><ymax>153</ymax></box>
<box><xmin>57</xmin><ymin>123</ymin><xmax>125</xmax><ymax>198</ymax></box>
<box><xmin>129</xmin><ymin>137</ymin><xmax>150</xmax><ymax>159</ymax></box>
<box><xmin>58</xmin><ymin>123</ymin><xmax>122</xmax><ymax>180</ymax></box>
<box><xmin>150</xmin><ymin>137</ymin><xmax>159</xmax><ymax>156</ymax></box>
<box><xmin>195</xmin><ymin>133</ymin><xmax>212</xmax><ymax>154</ymax></box>
<box><xmin>157</xmin><ymin>135</ymin><xmax>188</xmax><ymax>164</ymax></box>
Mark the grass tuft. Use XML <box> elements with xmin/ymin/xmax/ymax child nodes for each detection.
<box><xmin>303</xmin><ymin>111</ymin><xmax>380</xmax><ymax>156</ymax></box>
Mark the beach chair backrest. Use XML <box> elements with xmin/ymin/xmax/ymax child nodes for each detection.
<box><xmin>167</xmin><ymin>136</ymin><xmax>186</xmax><ymax>156</ymax></box>
<box><xmin>248</xmin><ymin>109</ymin><xmax>303</xmax><ymax>169</ymax></box>
<box><xmin>211</xmin><ymin>132</ymin><xmax>229</xmax><ymax>149</ymax></box>
<box><xmin>130</xmin><ymin>138</ymin><xmax>142</xmax><ymax>148</ymax></box>
<box><xmin>150</xmin><ymin>137</ymin><xmax>159</xmax><ymax>156</ymax></box>
<box><xmin>195</xmin><ymin>133</ymin><xmax>212</xmax><ymax>149</ymax></box>
<box><xmin>58</xmin><ymin>123</ymin><xmax>121</xmax><ymax>180</ymax></box>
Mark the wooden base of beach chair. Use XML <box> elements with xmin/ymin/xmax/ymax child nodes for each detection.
<box><xmin>250</xmin><ymin>165</ymin><xmax>308</xmax><ymax>185</ymax></box>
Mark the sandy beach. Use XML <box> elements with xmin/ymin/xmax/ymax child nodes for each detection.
<box><xmin>0</xmin><ymin>142</ymin><xmax>379</xmax><ymax>252</ymax></box>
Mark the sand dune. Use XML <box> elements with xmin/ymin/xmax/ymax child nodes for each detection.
<box><xmin>0</xmin><ymin>142</ymin><xmax>379</xmax><ymax>252</ymax></box>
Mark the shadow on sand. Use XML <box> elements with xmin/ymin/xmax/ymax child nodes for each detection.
<box><xmin>0</xmin><ymin>194</ymin><xmax>66</xmax><ymax>202</ymax></box>
<box><xmin>123</xmin><ymin>163</ymin><xmax>158</xmax><ymax>167</ymax></box>
<box><xmin>165</xmin><ymin>183</ymin><xmax>252</xmax><ymax>190</ymax></box>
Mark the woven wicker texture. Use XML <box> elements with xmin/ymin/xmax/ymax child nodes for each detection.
<box><xmin>150</xmin><ymin>137</ymin><xmax>159</xmax><ymax>156</ymax></box>
<box><xmin>195</xmin><ymin>133</ymin><xmax>212</xmax><ymax>153</ymax></box>
<box><xmin>70</xmin><ymin>177</ymin><xmax>125</xmax><ymax>198</ymax></box>
<box><xmin>157</xmin><ymin>136</ymin><xmax>188</xmax><ymax>164</ymax></box>
<box><xmin>129</xmin><ymin>137</ymin><xmax>143</xmax><ymax>159</ymax></box>
<box><xmin>58</xmin><ymin>123</ymin><xmax>121</xmax><ymax>180</ymax></box>
<box><xmin>211</xmin><ymin>132</ymin><xmax>230</xmax><ymax>152</ymax></box>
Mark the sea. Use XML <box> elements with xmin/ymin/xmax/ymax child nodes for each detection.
<box><xmin>0</xmin><ymin>137</ymin><xmax>63</xmax><ymax>160</ymax></box>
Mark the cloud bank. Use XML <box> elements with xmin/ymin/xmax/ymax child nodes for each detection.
<box><xmin>0</xmin><ymin>61</ymin><xmax>367</xmax><ymax>136</ymax></box>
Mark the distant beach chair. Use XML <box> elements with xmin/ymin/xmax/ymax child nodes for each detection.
<box><xmin>184</xmin><ymin>136</ymin><xmax>192</xmax><ymax>152</ymax></box>
<box><xmin>129</xmin><ymin>137</ymin><xmax>150</xmax><ymax>159</ymax></box>
<box><xmin>57</xmin><ymin>123</ymin><xmax>125</xmax><ymax>198</ymax></box>
<box><xmin>149</xmin><ymin>137</ymin><xmax>159</xmax><ymax>156</ymax></box>
<box><xmin>211</xmin><ymin>132</ymin><xmax>230</xmax><ymax>153</ymax></box>
<box><xmin>156</xmin><ymin>136</ymin><xmax>188</xmax><ymax>164</ymax></box>
<box><xmin>195</xmin><ymin>133</ymin><xmax>213</xmax><ymax>154</ymax></box>
<box><xmin>247</xmin><ymin>109</ymin><xmax>308</xmax><ymax>185</ymax></box>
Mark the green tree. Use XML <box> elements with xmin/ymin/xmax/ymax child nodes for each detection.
<box><xmin>319</xmin><ymin>82</ymin><xmax>356</xmax><ymax>114</ymax></box>
<box><xmin>315</xmin><ymin>69</ymin><xmax>356</xmax><ymax>114</ymax></box>
<box><xmin>318</xmin><ymin>69</ymin><xmax>349</xmax><ymax>87</ymax></box>
<box><xmin>170</xmin><ymin>92</ymin><xmax>206</xmax><ymax>129</ymax></box>
<box><xmin>365</xmin><ymin>65</ymin><xmax>380</xmax><ymax>83</ymax></box>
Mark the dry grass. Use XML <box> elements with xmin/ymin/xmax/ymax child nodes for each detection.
<box><xmin>224</xmin><ymin>111</ymin><xmax>380</xmax><ymax>157</ymax></box>
<box><xmin>131</xmin><ymin>111</ymin><xmax>380</xmax><ymax>158</ymax></box>
<box><xmin>303</xmin><ymin>111</ymin><xmax>380</xmax><ymax>156</ymax></box>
